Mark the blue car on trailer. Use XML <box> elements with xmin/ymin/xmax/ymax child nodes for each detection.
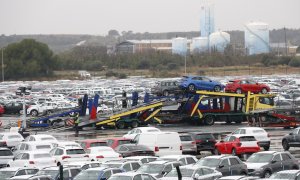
<box><xmin>179</xmin><ymin>76</ymin><xmax>224</xmax><ymax>92</ymax></box>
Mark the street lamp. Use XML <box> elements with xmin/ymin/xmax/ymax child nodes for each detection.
<box><xmin>1</xmin><ymin>48</ymin><xmax>4</xmax><ymax>82</ymax></box>
<box><xmin>16</xmin><ymin>87</ymin><xmax>31</xmax><ymax>129</ymax></box>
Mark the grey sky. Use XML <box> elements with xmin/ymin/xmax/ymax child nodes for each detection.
<box><xmin>0</xmin><ymin>0</ymin><xmax>299</xmax><ymax>35</ymax></box>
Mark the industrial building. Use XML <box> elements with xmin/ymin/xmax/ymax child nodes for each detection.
<box><xmin>115</xmin><ymin>40</ymin><xmax>173</xmax><ymax>54</ymax></box>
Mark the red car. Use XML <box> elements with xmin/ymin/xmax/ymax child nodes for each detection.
<box><xmin>0</xmin><ymin>105</ymin><xmax>5</xmax><ymax>115</ymax></box>
<box><xmin>106</xmin><ymin>137</ymin><xmax>131</xmax><ymax>150</ymax></box>
<box><xmin>76</xmin><ymin>139</ymin><xmax>108</xmax><ymax>150</ymax></box>
<box><xmin>215</xmin><ymin>135</ymin><xmax>260</xmax><ymax>156</ymax></box>
<box><xmin>225</xmin><ymin>80</ymin><xmax>270</xmax><ymax>94</ymax></box>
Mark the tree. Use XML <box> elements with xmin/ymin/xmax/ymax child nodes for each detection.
<box><xmin>108</xmin><ymin>29</ymin><xmax>120</xmax><ymax>37</ymax></box>
<box><xmin>4</xmin><ymin>39</ymin><xmax>57</xmax><ymax>79</ymax></box>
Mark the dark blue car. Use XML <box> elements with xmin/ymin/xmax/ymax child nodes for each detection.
<box><xmin>179</xmin><ymin>76</ymin><xmax>224</xmax><ymax>92</ymax></box>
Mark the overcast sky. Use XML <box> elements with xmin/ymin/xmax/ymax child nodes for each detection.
<box><xmin>0</xmin><ymin>0</ymin><xmax>299</xmax><ymax>35</ymax></box>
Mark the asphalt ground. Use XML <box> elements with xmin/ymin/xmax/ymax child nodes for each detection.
<box><xmin>0</xmin><ymin>115</ymin><xmax>299</xmax><ymax>161</ymax></box>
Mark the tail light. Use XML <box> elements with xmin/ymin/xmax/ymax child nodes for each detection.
<box><xmin>96</xmin><ymin>155</ymin><xmax>104</xmax><ymax>159</ymax></box>
<box><xmin>119</xmin><ymin>154</ymin><xmax>122</xmax><ymax>158</ymax></box>
<box><xmin>29</xmin><ymin>161</ymin><xmax>35</xmax><ymax>164</ymax></box>
<box><xmin>62</xmin><ymin>156</ymin><xmax>71</xmax><ymax>160</ymax></box>
<box><xmin>191</xmin><ymin>141</ymin><xmax>196</xmax><ymax>145</ymax></box>
<box><xmin>195</xmin><ymin>140</ymin><xmax>202</xmax><ymax>143</ymax></box>
<box><xmin>267</xmin><ymin>133</ymin><xmax>270</xmax><ymax>138</ymax></box>
<box><xmin>84</xmin><ymin>155</ymin><xmax>89</xmax><ymax>158</ymax></box>
<box><xmin>0</xmin><ymin>141</ymin><xmax>7</xmax><ymax>146</ymax></box>
<box><xmin>180</xmin><ymin>145</ymin><xmax>182</xmax><ymax>151</ymax></box>
<box><xmin>154</xmin><ymin>146</ymin><xmax>159</xmax><ymax>152</ymax></box>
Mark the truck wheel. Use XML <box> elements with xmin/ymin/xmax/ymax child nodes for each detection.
<box><xmin>131</xmin><ymin>121</ymin><xmax>139</xmax><ymax>128</ymax></box>
<box><xmin>116</xmin><ymin>121</ymin><xmax>125</xmax><ymax>129</ymax></box>
<box><xmin>30</xmin><ymin>110</ymin><xmax>38</xmax><ymax>117</ymax></box>
<box><xmin>204</xmin><ymin>115</ymin><xmax>215</xmax><ymax>126</ymax></box>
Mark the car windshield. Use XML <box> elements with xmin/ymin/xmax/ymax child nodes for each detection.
<box><xmin>269</xmin><ymin>172</ymin><xmax>296</xmax><ymax>179</ymax></box>
<box><xmin>195</xmin><ymin>134</ymin><xmax>213</xmax><ymax>140</ymax></box>
<box><xmin>196</xmin><ymin>158</ymin><xmax>220</xmax><ymax>167</ymax></box>
<box><xmin>67</xmin><ymin>149</ymin><xmax>85</xmax><ymax>155</ymax></box>
<box><xmin>74</xmin><ymin>170</ymin><xmax>101</xmax><ymax>180</ymax></box>
<box><xmin>109</xmin><ymin>176</ymin><xmax>131</xmax><ymax>180</ymax></box>
<box><xmin>41</xmin><ymin>137</ymin><xmax>55</xmax><ymax>141</ymax></box>
<box><xmin>38</xmin><ymin>170</ymin><xmax>58</xmax><ymax>179</ymax></box>
<box><xmin>247</xmin><ymin>154</ymin><xmax>273</xmax><ymax>163</ymax></box>
<box><xmin>137</xmin><ymin>164</ymin><xmax>164</xmax><ymax>174</ymax></box>
<box><xmin>127</xmin><ymin>145</ymin><xmax>148</xmax><ymax>151</ymax></box>
<box><xmin>36</xmin><ymin>145</ymin><xmax>51</xmax><ymax>149</ymax></box>
<box><xmin>239</xmin><ymin>136</ymin><xmax>256</xmax><ymax>141</ymax></box>
<box><xmin>90</xmin><ymin>142</ymin><xmax>107</xmax><ymax>147</ymax></box>
<box><xmin>0</xmin><ymin>150</ymin><xmax>13</xmax><ymax>156</ymax></box>
<box><xmin>34</xmin><ymin>153</ymin><xmax>51</xmax><ymax>158</ymax></box>
<box><xmin>180</xmin><ymin>135</ymin><xmax>193</xmax><ymax>141</ymax></box>
<box><xmin>166</xmin><ymin>168</ymin><xmax>194</xmax><ymax>177</ymax></box>
<box><xmin>0</xmin><ymin>171</ymin><xmax>16</xmax><ymax>179</ymax></box>
<box><xmin>119</xmin><ymin>140</ymin><xmax>131</xmax><ymax>145</ymax></box>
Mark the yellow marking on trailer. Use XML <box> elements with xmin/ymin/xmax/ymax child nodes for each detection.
<box><xmin>153</xmin><ymin>117</ymin><xmax>162</xmax><ymax>124</ymax></box>
<box><xmin>197</xmin><ymin>109</ymin><xmax>203</xmax><ymax>119</ymax></box>
<box><xmin>96</xmin><ymin>117</ymin><xmax>120</xmax><ymax>125</ymax></box>
<box><xmin>191</xmin><ymin>95</ymin><xmax>204</xmax><ymax>117</ymax></box>
<box><xmin>196</xmin><ymin>91</ymin><xmax>246</xmax><ymax>97</ymax></box>
<box><xmin>109</xmin><ymin>102</ymin><xmax>163</xmax><ymax>119</ymax></box>
<box><xmin>144</xmin><ymin>108</ymin><xmax>162</xmax><ymax>122</ymax></box>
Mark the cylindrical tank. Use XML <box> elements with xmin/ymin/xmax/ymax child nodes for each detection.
<box><xmin>209</xmin><ymin>31</ymin><xmax>230</xmax><ymax>53</ymax></box>
<box><xmin>244</xmin><ymin>21</ymin><xmax>270</xmax><ymax>55</ymax></box>
<box><xmin>172</xmin><ymin>37</ymin><xmax>187</xmax><ymax>55</ymax></box>
<box><xmin>200</xmin><ymin>3</ymin><xmax>215</xmax><ymax>37</ymax></box>
<box><xmin>190</xmin><ymin>37</ymin><xmax>209</xmax><ymax>54</ymax></box>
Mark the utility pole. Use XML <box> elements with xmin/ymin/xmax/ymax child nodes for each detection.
<box><xmin>1</xmin><ymin>48</ymin><xmax>4</xmax><ymax>82</ymax></box>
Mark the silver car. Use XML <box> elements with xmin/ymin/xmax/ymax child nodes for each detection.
<box><xmin>179</xmin><ymin>134</ymin><xmax>197</xmax><ymax>155</ymax></box>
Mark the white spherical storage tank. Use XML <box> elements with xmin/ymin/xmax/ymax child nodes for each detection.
<box><xmin>172</xmin><ymin>37</ymin><xmax>188</xmax><ymax>55</ymax></box>
<box><xmin>209</xmin><ymin>31</ymin><xmax>230</xmax><ymax>53</ymax></box>
<box><xmin>245</xmin><ymin>21</ymin><xmax>270</xmax><ymax>55</ymax></box>
<box><xmin>191</xmin><ymin>37</ymin><xmax>208</xmax><ymax>54</ymax></box>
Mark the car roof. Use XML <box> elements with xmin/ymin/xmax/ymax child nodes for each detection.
<box><xmin>88</xmin><ymin>146</ymin><xmax>113</xmax><ymax>150</ymax></box>
<box><xmin>255</xmin><ymin>151</ymin><xmax>277</xmax><ymax>154</ymax></box>
<box><xmin>9</xmin><ymin>175</ymin><xmax>33</xmax><ymax>179</ymax></box>
<box><xmin>56</xmin><ymin>146</ymin><xmax>84</xmax><ymax>150</ymax></box>
<box><xmin>20</xmin><ymin>141</ymin><xmax>53</xmax><ymax>145</ymax></box>
<box><xmin>110</xmin><ymin>172</ymin><xmax>147</xmax><ymax>177</ymax></box>
<box><xmin>0</xmin><ymin>147</ymin><xmax>11</xmax><ymax>150</ymax></box>
<box><xmin>124</xmin><ymin>156</ymin><xmax>157</xmax><ymax>160</ymax></box>
<box><xmin>148</xmin><ymin>160</ymin><xmax>170</xmax><ymax>165</ymax></box>
<box><xmin>275</xmin><ymin>170</ymin><xmax>300</xmax><ymax>174</ymax></box>
<box><xmin>77</xmin><ymin>139</ymin><xmax>106</xmax><ymax>143</ymax></box>
<box><xmin>106</xmin><ymin>137</ymin><xmax>130</xmax><ymax>140</ymax></box>
<box><xmin>160</xmin><ymin>155</ymin><xmax>194</xmax><ymax>159</ymax></box>
<box><xmin>204</xmin><ymin>155</ymin><xmax>235</xmax><ymax>159</ymax></box>
<box><xmin>238</xmin><ymin>127</ymin><xmax>265</xmax><ymax>130</ymax></box>
<box><xmin>0</xmin><ymin>167</ymin><xmax>37</xmax><ymax>171</ymax></box>
<box><xmin>231</xmin><ymin>134</ymin><xmax>256</xmax><ymax>138</ymax></box>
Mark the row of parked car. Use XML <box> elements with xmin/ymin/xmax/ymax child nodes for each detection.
<box><xmin>0</xmin><ymin>125</ymin><xmax>298</xmax><ymax>179</ymax></box>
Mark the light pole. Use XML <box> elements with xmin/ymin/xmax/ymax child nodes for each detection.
<box><xmin>1</xmin><ymin>48</ymin><xmax>4</xmax><ymax>82</ymax></box>
<box><xmin>184</xmin><ymin>53</ymin><xmax>187</xmax><ymax>75</ymax></box>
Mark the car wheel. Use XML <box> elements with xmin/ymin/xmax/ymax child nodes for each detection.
<box><xmin>214</xmin><ymin>85</ymin><xmax>221</xmax><ymax>92</ymax></box>
<box><xmin>116</xmin><ymin>121</ymin><xmax>125</xmax><ymax>129</ymax></box>
<box><xmin>263</xmin><ymin>170</ymin><xmax>272</xmax><ymax>178</ymax></box>
<box><xmin>204</xmin><ymin>115</ymin><xmax>215</xmax><ymax>126</ymax></box>
<box><xmin>131</xmin><ymin>121</ymin><xmax>139</xmax><ymax>128</ymax></box>
<box><xmin>30</xmin><ymin>110</ymin><xmax>38</xmax><ymax>117</ymax></box>
<box><xmin>261</xmin><ymin>88</ymin><xmax>268</xmax><ymax>94</ymax></box>
<box><xmin>263</xmin><ymin>145</ymin><xmax>270</xmax><ymax>151</ymax></box>
<box><xmin>188</xmin><ymin>84</ymin><xmax>196</xmax><ymax>92</ymax></box>
<box><xmin>232</xmin><ymin>148</ymin><xmax>237</xmax><ymax>156</ymax></box>
<box><xmin>236</xmin><ymin>88</ymin><xmax>242</xmax><ymax>94</ymax></box>
<box><xmin>282</xmin><ymin>139</ymin><xmax>290</xmax><ymax>151</ymax></box>
<box><xmin>163</xmin><ymin>90</ymin><xmax>169</xmax><ymax>96</ymax></box>
<box><xmin>46</xmin><ymin>110</ymin><xmax>52</xmax><ymax>115</ymax></box>
<box><xmin>57</xmin><ymin>162</ymin><xmax>61</xmax><ymax>166</ymax></box>
<box><xmin>240</xmin><ymin>171</ymin><xmax>247</xmax><ymax>176</ymax></box>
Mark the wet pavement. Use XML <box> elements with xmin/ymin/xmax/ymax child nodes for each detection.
<box><xmin>1</xmin><ymin>115</ymin><xmax>299</xmax><ymax>161</ymax></box>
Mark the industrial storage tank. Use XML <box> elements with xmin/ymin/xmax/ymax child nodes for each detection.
<box><xmin>172</xmin><ymin>37</ymin><xmax>188</xmax><ymax>55</ymax></box>
<box><xmin>209</xmin><ymin>31</ymin><xmax>230</xmax><ymax>53</ymax></box>
<box><xmin>200</xmin><ymin>3</ymin><xmax>215</xmax><ymax>37</ymax></box>
<box><xmin>190</xmin><ymin>37</ymin><xmax>208</xmax><ymax>54</ymax></box>
<box><xmin>245</xmin><ymin>21</ymin><xmax>270</xmax><ymax>55</ymax></box>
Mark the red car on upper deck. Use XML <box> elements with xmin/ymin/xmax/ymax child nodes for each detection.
<box><xmin>225</xmin><ymin>80</ymin><xmax>270</xmax><ymax>94</ymax></box>
<box><xmin>76</xmin><ymin>139</ymin><xmax>108</xmax><ymax>150</ymax></box>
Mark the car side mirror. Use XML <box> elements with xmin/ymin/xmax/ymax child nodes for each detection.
<box><xmin>289</xmin><ymin>132</ymin><xmax>293</xmax><ymax>135</ymax></box>
<box><xmin>11</xmin><ymin>147</ymin><xmax>15</xmax><ymax>151</ymax></box>
<box><xmin>220</xmin><ymin>140</ymin><xmax>224</xmax><ymax>143</ymax></box>
<box><xmin>271</xmin><ymin>160</ymin><xmax>277</xmax><ymax>164</ymax></box>
<box><xmin>13</xmin><ymin>157</ymin><xmax>15</xmax><ymax>160</ymax></box>
<box><xmin>161</xmin><ymin>171</ymin><xmax>167</xmax><ymax>176</ymax></box>
<box><xmin>219</xmin><ymin>165</ymin><xmax>224</xmax><ymax>168</ymax></box>
<box><xmin>130</xmin><ymin>140</ymin><xmax>136</xmax><ymax>144</ymax></box>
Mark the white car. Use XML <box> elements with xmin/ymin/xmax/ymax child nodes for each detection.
<box><xmin>123</xmin><ymin>127</ymin><xmax>161</xmax><ymax>140</ymax></box>
<box><xmin>24</xmin><ymin>134</ymin><xmax>58</xmax><ymax>145</ymax></box>
<box><xmin>50</xmin><ymin>146</ymin><xmax>90</xmax><ymax>166</ymax></box>
<box><xmin>124</xmin><ymin>156</ymin><xmax>158</xmax><ymax>164</ymax></box>
<box><xmin>0</xmin><ymin>167</ymin><xmax>39</xmax><ymax>179</ymax></box>
<box><xmin>12</xmin><ymin>142</ymin><xmax>54</xmax><ymax>155</ymax></box>
<box><xmin>56</xmin><ymin>141</ymin><xmax>81</xmax><ymax>148</ymax></box>
<box><xmin>0</xmin><ymin>148</ymin><xmax>14</xmax><ymax>168</ymax></box>
<box><xmin>0</xmin><ymin>133</ymin><xmax>24</xmax><ymax>148</ymax></box>
<box><xmin>86</xmin><ymin>146</ymin><xmax>122</xmax><ymax>162</ymax></box>
<box><xmin>109</xmin><ymin>172</ymin><xmax>157</xmax><ymax>180</ymax></box>
<box><xmin>8</xmin><ymin>151</ymin><xmax>56</xmax><ymax>168</ymax></box>
<box><xmin>232</xmin><ymin>127</ymin><xmax>270</xmax><ymax>150</ymax></box>
<box><xmin>159</xmin><ymin>155</ymin><xmax>198</xmax><ymax>165</ymax></box>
